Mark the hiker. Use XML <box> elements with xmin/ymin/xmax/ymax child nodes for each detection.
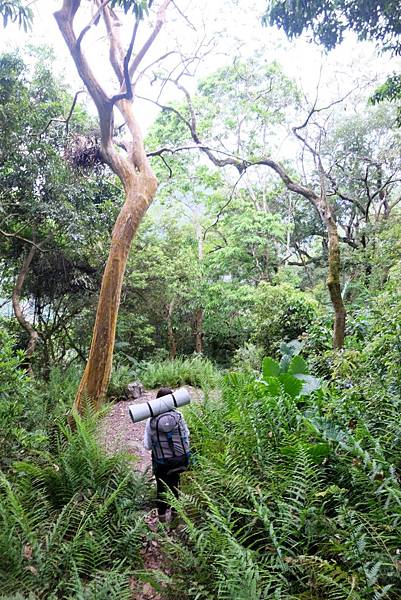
<box><xmin>144</xmin><ymin>387</ymin><xmax>190</xmax><ymax>522</ymax></box>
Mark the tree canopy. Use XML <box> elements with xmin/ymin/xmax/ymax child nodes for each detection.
<box><xmin>0</xmin><ymin>0</ymin><xmax>32</xmax><ymax>30</ymax></box>
<box><xmin>3</xmin><ymin>2</ymin><xmax>401</xmax><ymax>598</ymax></box>
<box><xmin>265</xmin><ymin>0</ymin><xmax>401</xmax><ymax>54</ymax></box>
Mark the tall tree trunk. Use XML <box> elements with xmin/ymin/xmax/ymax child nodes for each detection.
<box><xmin>12</xmin><ymin>245</ymin><xmax>39</xmax><ymax>376</ymax></box>
<box><xmin>55</xmin><ymin>0</ymin><xmax>167</xmax><ymax>411</ymax></box>
<box><xmin>194</xmin><ymin>220</ymin><xmax>204</xmax><ymax>354</ymax></box>
<box><xmin>194</xmin><ymin>308</ymin><xmax>204</xmax><ymax>354</ymax></box>
<box><xmin>325</xmin><ymin>217</ymin><xmax>346</xmax><ymax>349</ymax></box>
<box><xmin>318</xmin><ymin>164</ymin><xmax>346</xmax><ymax>350</ymax></box>
<box><xmin>75</xmin><ymin>176</ymin><xmax>157</xmax><ymax>412</ymax></box>
<box><xmin>166</xmin><ymin>299</ymin><xmax>177</xmax><ymax>359</ymax></box>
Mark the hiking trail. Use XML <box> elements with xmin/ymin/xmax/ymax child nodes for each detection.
<box><xmin>100</xmin><ymin>387</ymin><xmax>202</xmax><ymax>600</ymax></box>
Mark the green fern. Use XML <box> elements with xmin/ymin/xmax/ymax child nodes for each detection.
<box><xmin>157</xmin><ymin>354</ymin><xmax>401</xmax><ymax>599</ymax></box>
<box><xmin>0</xmin><ymin>411</ymin><xmax>150</xmax><ymax>597</ymax></box>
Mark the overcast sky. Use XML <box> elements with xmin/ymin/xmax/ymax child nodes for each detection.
<box><xmin>1</xmin><ymin>0</ymin><xmax>401</xmax><ymax>135</ymax></box>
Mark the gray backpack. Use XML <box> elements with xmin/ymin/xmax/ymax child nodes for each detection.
<box><xmin>150</xmin><ymin>410</ymin><xmax>189</xmax><ymax>463</ymax></box>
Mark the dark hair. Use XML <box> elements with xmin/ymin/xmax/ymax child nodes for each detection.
<box><xmin>156</xmin><ymin>387</ymin><xmax>173</xmax><ymax>398</ymax></box>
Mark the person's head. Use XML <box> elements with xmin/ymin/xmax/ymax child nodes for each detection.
<box><xmin>156</xmin><ymin>387</ymin><xmax>173</xmax><ymax>399</ymax></box>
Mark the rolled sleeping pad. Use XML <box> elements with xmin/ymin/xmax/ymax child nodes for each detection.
<box><xmin>128</xmin><ymin>387</ymin><xmax>191</xmax><ymax>423</ymax></box>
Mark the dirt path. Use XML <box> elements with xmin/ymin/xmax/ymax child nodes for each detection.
<box><xmin>100</xmin><ymin>390</ymin><xmax>154</xmax><ymax>473</ymax></box>
<box><xmin>100</xmin><ymin>389</ymin><xmax>163</xmax><ymax>600</ymax></box>
<box><xmin>99</xmin><ymin>387</ymin><xmax>203</xmax><ymax>600</ymax></box>
<box><xmin>100</xmin><ymin>386</ymin><xmax>203</xmax><ymax>468</ymax></box>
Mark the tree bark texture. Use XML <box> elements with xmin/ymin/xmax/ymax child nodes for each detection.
<box><xmin>55</xmin><ymin>0</ymin><xmax>165</xmax><ymax>411</ymax></box>
<box><xmin>326</xmin><ymin>216</ymin><xmax>346</xmax><ymax>349</ymax></box>
<box><xmin>12</xmin><ymin>245</ymin><xmax>39</xmax><ymax>376</ymax></box>
<box><xmin>75</xmin><ymin>179</ymin><xmax>156</xmax><ymax>410</ymax></box>
<box><xmin>166</xmin><ymin>299</ymin><xmax>177</xmax><ymax>359</ymax></box>
<box><xmin>194</xmin><ymin>307</ymin><xmax>204</xmax><ymax>354</ymax></box>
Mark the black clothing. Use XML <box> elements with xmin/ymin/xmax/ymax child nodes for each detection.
<box><xmin>153</xmin><ymin>454</ymin><xmax>189</xmax><ymax>516</ymax></box>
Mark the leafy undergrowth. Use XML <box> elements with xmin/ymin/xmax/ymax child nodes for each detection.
<box><xmin>108</xmin><ymin>356</ymin><xmax>220</xmax><ymax>398</ymax></box>
<box><xmin>140</xmin><ymin>356</ymin><xmax>220</xmax><ymax>390</ymax></box>
<box><xmin>151</xmin><ymin>350</ymin><xmax>401</xmax><ymax>599</ymax></box>
<box><xmin>0</xmin><ymin>412</ymin><xmax>152</xmax><ymax>600</ymax></box>
<box><xmin>4</xmin><ymin>317</ymin><xmax>401</xmax><ymax>599</ymax></box>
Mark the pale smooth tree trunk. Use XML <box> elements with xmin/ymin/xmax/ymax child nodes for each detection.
<box><xmin>75</xmin><ymin>176</ymin><xmax>157</xmax><ymax>410</ymax></box>
<box><xmin>12</xmin><ymin>245</ymin><xmax>40</xmax><ymax>376</ymax></box>
<box><xmin>55</xmin><ymin>0</ymin><xmax>168</xmax><ymax>412</ymax></box>
<box><xmin>194</xmin><ymin>219</ymin><xmax>204</xmax><ymax>354</ymax></box>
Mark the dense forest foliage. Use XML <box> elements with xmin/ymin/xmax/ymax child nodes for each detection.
<box><xmin>2</xmin><ymin>0</ymin><xmax>401</xmax><ymax>598</ymax></box>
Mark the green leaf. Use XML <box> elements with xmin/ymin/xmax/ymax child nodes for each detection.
<box><xmin>294</xmin><ymin>374</ymin><xmax>321</xmax><ymax>395</ymax></box>
<box><xmin>279</xmin><ymin>373</ymin><xmax>303</xmax><ymax>398</ymax></box>
<box><xmin>308</xmin><ymin>442</ymin><xmax>330</xmax><ymax>462</ymax></box>
<box><xmin>279</xmin><ymin>354</ymin><xmax>291</xmax><ymax>373</ymax></box>
<box><xmin>288</xmin><ymin>355</ymin><xmax>309</xmax><ymax>375</ymax></box>
<box><xmin>260</xmin><ymin>376</ymin><xmax>282</xmax><ymax>397</ymax></box>
<box><xmin>280</xmin><ymin>339</ymin><xmax>302</xmax><ymax>357</ymax></box>
<box><xmin>280</xmin><ymin>442</ymin><xmax>330</xmax><ymax>464</ymax></box>
<box><xmin>262</xmin><ymin>357</ymin><xmax>280</xmax><ymax>379</ymax></box>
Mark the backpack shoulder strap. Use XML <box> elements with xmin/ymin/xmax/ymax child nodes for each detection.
<box><xmin>152</xmin><ymin>414</ymin><xmax>167</xmax><ymax>461</ymax></box>
<box><xmin>176</xmin><ymin>416</ymin><xmax>188</xmax><ymax>455</ymax></box>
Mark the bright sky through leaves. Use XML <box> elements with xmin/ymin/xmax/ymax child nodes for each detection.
<box><xmin>1</xmin><ymin>0</ymin><xmax>401</xmax><ymax>141</ymax></box>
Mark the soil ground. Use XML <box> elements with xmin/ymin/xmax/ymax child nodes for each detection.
<box><xmin>99</xmin><ymin>386</ymin><xmax>203</xmax><ymax>600</ymax></box>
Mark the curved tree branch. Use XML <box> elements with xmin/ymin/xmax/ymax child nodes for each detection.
<box><xmin>0</xmin><ymin>229</ymin><xmax>45</xmax><ymax>251</ymax></box>
<box><xmin>12</xmin><ymin>244</ymin><xmax>40</xmax><ymax>376</ymax></box>
<box><xmin>147</xmin><ymin>83</ymin><xmax>347</xmax><ymax>348</ymax></box>
<box><xmin>54</xmin><ymin>0</ymin><xmax>170</xmax><ymax>411</ymax></box>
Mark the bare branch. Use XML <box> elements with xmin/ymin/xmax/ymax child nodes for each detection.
<box><xmin>40</xmin><ymin>89</ymin><xmax>85</xmax><ymax>136</ymax></box>
<box><xmin>147</xmin><ymin>144</ymin><xmax>244</xmax><ymax>159</ymax></box>
<box><xmin>101</xmin><ymin>4</ymin><xmax>125</xmax><ymax>83</ymax></box>
<box><xmin>285</xmin><ymin>254</ymin><xmax>324</xmax><ymax>267</ymax></box>
<box><xmin>294</xmin><ymin>87</ymin><xmax>356</xmax><ymax>134</ymax></box>
<box><xmin>370</xmin><ymin>174</ymin><xmax>401</xmax><ymax>202</ymax></box>
<box><xmin>0</xmin><ymin>229</ymin><xmax>45</xmax><ymax>251</ymax></box>
<box><xmin>338</xmin><ymin>193</ymin><xmax>364</xmax><ymax>214</ymax></box>
<box><xmin>76</xmin><ymin>0</ymin><xmax>111</xmax><ymax>48</ymax></box>
<box><xmin>148</xmin><ymin>82</ymin><xmax>248</xmax><ymax>171</ymax></box>
<box><xmin>133</xmin><ymin>50</ymin><xmax>179</xmax><ymax>88</ymax></box>
<box><xmin>143</xmin><ymin>83</ymin><xmax>328</xmax><ymax>213</ymax></box>
<box><xmin>324</xmin><ymin>171</ymin><xmax>366</xmax><ymax>215</ymax></box>
<box><xmin>155</xmin><ymin>54</ymin><xmax>201</xmax><ymax>102</ymax></box>
<box><xmin>128</xmin><ymin>0</ymin><xmax>172</xmax><ymax>78</ymax></box>
<box><xmin>292</xmin><ymin>86</ymin><xmax>359</xmax><ymax>164</ymax></box>
<box><xmin>157</xmin><ymin>153</ymin><xmax>173</xmax><ymax>178</ymax></box>
<box><xmin>54</xmin><ymin>1</ymin><xmax>113</xmax><ymax>150</ymax></box>
<box><xmin>136</xmin><ymin>92</ymin><xmax>193</xmax><ymax>131</ymax></box>
<box><xmin>172</xmin><ymin>0</ymin><xmax>196</xmax><ymax>30</ymax></box>
<box><xmin>254</xmin><ymin>157</ymin><xmax>320</xmax><ymax>207</ymax></box>
<box><xmin>203</xmin><ymin>171</ymin><xmax>246</xmax><ymax>240</ymax></box>
<box><xmin>110</xmin><ymin>17</ymin><xmax>138</xmax><ymax>104</ymax></box>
